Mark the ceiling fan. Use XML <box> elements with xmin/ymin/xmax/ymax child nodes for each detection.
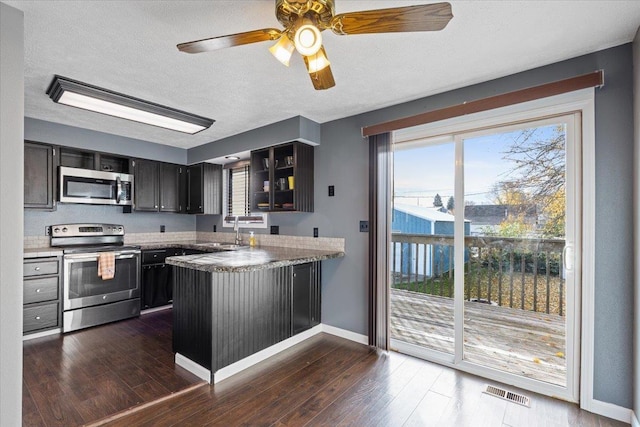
<box><xmin>177</xmin><ymin>0</ymin><xmax>453</xmax><ymax>90</ymax></box>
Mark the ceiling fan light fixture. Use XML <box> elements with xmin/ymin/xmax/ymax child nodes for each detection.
<box><xmin>46</xmin><ymin>75</ymin><xmax>214</xmax><ymax>134</ymax></box>
<box><xmin>293</xmin><ymin>19</ymin><xmax>322</xmax><ymax>56</ymax></box>
<box><xmin>306</xmin><ymin>47</ymin><xmax>330</xmax><ymax>73</ymax></box>
<box><xmin>269</xmin><ymin>34</ymin><xmax>295</xmax><ymax>66</ymax></box>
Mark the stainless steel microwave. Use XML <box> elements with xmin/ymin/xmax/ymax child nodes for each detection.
<box><xmin>59</xmin><ymin>166</ymin><xmax>133</xmax><ymax>206</ymax></box>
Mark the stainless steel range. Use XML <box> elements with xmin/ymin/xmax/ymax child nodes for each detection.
<box><xmin>51</xmin><ymin>223</ymin><xmax>141</xmax><ymax>333</ymax></box>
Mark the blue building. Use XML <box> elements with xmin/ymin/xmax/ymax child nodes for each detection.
<box><xmin>392</xmin><ymin>204</ymin><xmax>470</xmax><ymax>278</ymax></box>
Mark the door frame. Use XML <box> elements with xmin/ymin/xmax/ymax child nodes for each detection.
<box><xmin>390</xmin><ymin>88</ymin><xmax>595</xmax><ymax>406</ymax></box>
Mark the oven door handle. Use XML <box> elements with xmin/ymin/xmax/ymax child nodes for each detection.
<box><xmin>65</xmin><ymin>253</ymin><xmax>139</xmax><ymax>261</ymax></box>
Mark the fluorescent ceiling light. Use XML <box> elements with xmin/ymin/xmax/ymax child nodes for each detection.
<box><xmin>46</xmin><ymin>75</ymin><xmax>214</xmax><ymax>134</ymax></box>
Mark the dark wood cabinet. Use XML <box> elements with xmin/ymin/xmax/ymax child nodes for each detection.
<box><xmin>59</xmin><ymin>147</ymin><xmax>129</xmax><ymax>173</ymax></box>
<box><xmin>292</xmin><ymin>262</ymin><xmax>321</xmax><ymax>335</ymax></box>
<box><xmin>186</xmin><ymin>163</ymin><xmax>222</xmax><ymax>214</ymax></box>
<box><xmin>24</xmin><ymin>141</ymin><xmax>58</xmax><ymax>210</ymax></box>
<box><xmin>132</xmin><ymin>159</ymin><xmax>160</xmax><ymax>212</ymax></box>
<box><xmin>132</xmin><ymin>159</ymin><xmax>184</xmax><ymax>213</ymax></box>
<box><xmin>251</xmin><ymin>141</ymin><xmax>313</xmax><ymax>212</ymax></box>
<box><xmin>159</xmin><ymin>163</ymin><xmax>183</xmax><ymax>213</ymax></box>
<box><xmin>23</xmin><ymin>256</ymin><xmax>62</xmax><ymax>335</ymax></box>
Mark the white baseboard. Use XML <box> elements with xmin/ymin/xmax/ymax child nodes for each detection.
<box><xmin>321</xmin><ymin>324</ymin><xmax>368</xmax><ymax>345</ymax></box>
<box><xmin>214</xmin><ymin>324</ymin><xmax>323</xmax><ymax>383</ymax></box>
<box><xmin>632</xmin><ymin>411</ymin><xmax>639</xmax><ymax>427</ymax></box>
<box><xmin>22</xmin><ymin>328</ymin><xmax>61</xmax><ymax>341</ymax></box>
<box><xmin>175</xmin><ymin>353</ymin><xmax>211</xmax><ymax>383</ymax></box>
<box><xmin>587</xmin><ymin>398</ymin><xmax>633</xmax><ymax>424</ymax></box>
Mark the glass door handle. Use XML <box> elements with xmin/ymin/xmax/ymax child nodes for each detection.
<box><xmin>563</xmin><ymin>244</ymin><xmax>574</xmax><ymax>271</ymax></box>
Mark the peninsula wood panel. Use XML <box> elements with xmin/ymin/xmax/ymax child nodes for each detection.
<box><xmin>172</xmin><ymin>267</ymin><xmax>212</xmax><ymax>369</ymax></box>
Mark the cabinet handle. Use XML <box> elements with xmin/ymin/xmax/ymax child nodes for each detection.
<box><xmin>102</xmin><ymin>295</ymin><xmax>107</xmax><ymax>300</ymax></box>
<box><xmin>155</xmin><ymin>205</ymin><xmax>158</xmax><ymax>208</ymax></box>
<box><xmin>161</xmin><ymin>205</ymin><xmax>164</xmax><ymax>209</ymax></box>
<box><xmin>34</xmin><ymin>267</ymin><xmax>40</xmax><ymax>271</ymax></box>
<box><xmin>293</xmin><ymin>273</ymin><xmax>296</xmax><ymax>277</ymax></box>
<box><xmin>35</xmin><ymin>316</ymin><xmax>40</xmax><ymax>320</ymax></box>
<box><xmin>35</xmin><ymin>289</ymin><xmax>41</xmax><ymax>293</ymax></box>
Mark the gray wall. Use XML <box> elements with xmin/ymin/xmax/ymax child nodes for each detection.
<box><xmin>0</xmin><ymin>2</ymin><xmax>24</xmax><ymax>425</ymax></box>
<box><xmin>196</xmin><ymin>44</ymin><xmax>636</xmax><ymax>409</ymax></box>
<box><xmin>24</xmin><ymin>118</ymin><xmax>195</xmax><ymax>235</ymax></box>
<box><xmin>26</xmin><ymin>117</ymin><xmax>187</xmax><ymax>164</ymax></box>
<box><xmin>633</xmin><ymin>26</ymin><xmax>640</xmax><ymax>425</ymax></box>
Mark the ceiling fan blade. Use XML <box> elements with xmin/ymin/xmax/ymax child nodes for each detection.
<box><xmin>303</xmin><ymin>47</ymin><xmax>336</xmax><ymax>90</ymax></box>
<box><xmin>330</xmin><ymin>2</ymin><xmax>452</xmax><ymax>35</ymax></box>
<box><xmin>177</xmin><ymin>28</ymin><xmax>282</xmax><ymax>54</ymax></box>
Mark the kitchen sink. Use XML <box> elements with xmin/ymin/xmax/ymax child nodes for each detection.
<box><xmin>193</xmin><ymin>242</ymin><xmax>247</xmax><ymax>251</ymax></box>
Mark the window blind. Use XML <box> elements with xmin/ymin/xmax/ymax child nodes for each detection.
<box><xmin>228</xmin><ymin>165</ymin><xmax>250</xmax><ymax>216</ymax></box>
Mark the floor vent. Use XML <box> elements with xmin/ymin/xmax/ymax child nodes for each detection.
<box><xmin>483</xmin><ymin>385</ymin><xmax>531</xmax><ymax>407</ymax></box>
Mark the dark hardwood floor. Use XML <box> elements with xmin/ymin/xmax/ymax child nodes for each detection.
<box><xmin>24</xmin><ymin>309</ymin><xmax>627</xmax><ymax>427</ymax></box>
<box><xmin>22</xmin><ymin>309</ymin><xmax>203</xmax><ymax>427</ymax></box>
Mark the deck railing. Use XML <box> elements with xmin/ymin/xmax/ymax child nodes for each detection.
<box><xmin>391</xmin><ymin>233</ymin><xmax>566</xmax><ymax>316</ymax></box>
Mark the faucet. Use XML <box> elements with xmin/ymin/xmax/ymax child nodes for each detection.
<box><xmin>233</xmin><ymin>216</ymin><xmax>242</xmax><ymax>245</ymax></box>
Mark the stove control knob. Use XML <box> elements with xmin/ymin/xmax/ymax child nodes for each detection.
<box><xmin>62</xmin><ymin>227</ymin><xmax>68</xmax><ymax>232</ymax></box>
<box><xmin>118</xmin><ymin>227</ymin><xmax>123</xmax><ymax>232</ymax></box>
<box><xmin>53</xmin><ymin>227</ymin><xmax>60</xmax><ymax>233</ymax></box>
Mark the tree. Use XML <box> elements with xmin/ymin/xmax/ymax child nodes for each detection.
<box><xmin>499</xmin><ymin>125</ymin><xmax>566</xmax><ymax>238</ymax></box>
<box><xmin>433</xmin><ymin>193</ymin><xmax>443</xmax><ymax>207</ymax></box>
<box><xmin>446</xmin><ymin>196</ymin><xmax>454</xmax><ymax>211</ymax></box>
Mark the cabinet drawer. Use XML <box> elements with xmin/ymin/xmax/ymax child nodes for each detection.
<box><xmin>23</xmin><ymin>259</ymin><xmax>59</xmax><ymax>277</ymax></box>
<box><xmin>23</xmin><ymin>302</ymin><xmax>59</xmax><ymax>333</ymax></box>
<box><xmin>24</xmin><ymin>276</ymin><xmax>59</xmax><ymax>304</ymax></box>
<box><xmin>142</xmin><ymin>250</ymin><xmax>167</xmax><ymax>265</ymax></box>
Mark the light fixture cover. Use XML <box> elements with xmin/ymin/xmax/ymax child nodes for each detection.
<box><xmin>293</xmin><ymin>19</ymin><xmax>322</xmax><ymax>56</ymax></box>
<box><xmin>306</xmin><ymin>47</ymin><xmax>331</xmax><ymax>73</ymax></box>
<box><xmin>46</xmin><ymin>75</ymin><xmax>215</xmax><ymax>134</ymax></box>
<box><xmin>269</xmin><ymin>35</ymin><xmax>295</xmax><ymax>66</ymax></box>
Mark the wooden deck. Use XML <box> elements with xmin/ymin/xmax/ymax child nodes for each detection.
<box><xmin>390</xmin><ymin>288</ymin><xmax>567</xmax><ymax>386</ymax></box>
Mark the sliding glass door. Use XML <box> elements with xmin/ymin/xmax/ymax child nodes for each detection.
<box><xmin>389</xmin><ymin>113</ymin><xmax>581</xmax><ymax>402</ymax></box>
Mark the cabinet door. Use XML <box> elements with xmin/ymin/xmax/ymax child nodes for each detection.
<box><xmin>159</xmin><ymin>163</ymin><xmax>182</xmax><ymax>213</ymax></box>
<box><xmin>292</xmin><ymin>263</ymin><xmax>312</xmax><ymax>335</ymax></box>
<box><xmin>24</xmin><ymin>142</ymin><xmax>56</xmax><ymax>209</ymax></box>
<box><xmin>134</xmin><ymin>159</ymin><xmax>159</xmax><ymax>211</ymax></box>
<box><xmin>187</xmin><ymin>164</ymin><xmax>203</xmax><ymax>214</ymax></box>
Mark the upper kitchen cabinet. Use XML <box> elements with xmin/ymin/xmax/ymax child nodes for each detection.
<box><xmin>24</xmin><ymin>141</ymin><xmax>58</xmax><ymax>210</ymax></box>
<box><xmin>131</xmin><ymin>159</ymin><xmax>160</xmax><ymax>212</ymax></box>
<box><xmin>159</xmin><ymin>162</ymin><xmax>183</xmax><ymax>213</ymax></box>
<box><xmin>251</xmin><ymin>141</ymin><xmax>313</xmax><ymax>212</ymax></box>
<box><xmin>59</xmin><ymin>147</ymin><xmax>129</xmax><ymax>173</ymax></box>
<box><xmin>186</xmin><ymin>163</ymin><xmax>222</xmax><ymax>214</ymax></box>
<box><xmin>130</xmin><ymin>159</ymin><xmax>184</xmax><ymax>213</ymax></box>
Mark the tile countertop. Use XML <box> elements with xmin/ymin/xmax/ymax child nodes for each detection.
<box><xmin>165</xmin><ymin>246</ymin><xmax>345</xmax><ymax>273</ymax></box>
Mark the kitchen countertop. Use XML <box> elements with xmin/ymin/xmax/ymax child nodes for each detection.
<box><xmin>24</xmin><ymin>247</ymin><xmax>64</xmax><ymax>258</ymax></box>
<box><xmin>165</xmin><ymin>245</ymin><xmax>344</xmax><ymax>273</ymax></box>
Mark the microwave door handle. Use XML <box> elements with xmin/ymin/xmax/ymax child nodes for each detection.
<box><xmin>116</xmin><ymin>176</ymin><xmax>122</xmax><ymax>204</ymax></box>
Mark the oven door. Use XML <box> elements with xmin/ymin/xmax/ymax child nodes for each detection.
<box><xmin>63</xmin><ymin>250</ymin><xmax>141</xmax><ymax>311</ymax></box>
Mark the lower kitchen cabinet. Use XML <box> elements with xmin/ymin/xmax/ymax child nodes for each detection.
<box><xmin>23</xmin><ymin>256</ymin><xmax>62</xmax><ymax>335</ymax></box>
<box><xmin>292</xmin><ymin>262</ymin><xmax>321</xmax><ymax>335</ymax></box>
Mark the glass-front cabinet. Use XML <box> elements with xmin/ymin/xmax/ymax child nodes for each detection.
<box><xmin>250</xmin><ymin>141</ymin><xmax>313</xmax><ymax>212</ymax></box>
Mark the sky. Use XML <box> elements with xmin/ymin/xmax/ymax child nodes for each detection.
<box><xmin>393</xmin><ymin>124</ymin><xmax>562</xmax><ymax>206</ymax></box>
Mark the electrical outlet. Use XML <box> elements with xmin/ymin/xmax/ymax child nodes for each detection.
<box><xmin>160</xmin><ymin>225</ymin><xmax>165</xmax><ymax>233</ymax></box>
<box><xmin>313</xmin><ymin>227</ymin><xmax>318</xmax><ymax>238</ymax></box>
<box><xmin>45</xmin><ymin>226</ymin><xmax>51</xmax><ymax>236</ymax></box>
<box><xmin>270</xmin><ymin>225</ymin><xmax>279</xmax><ymax>235</ymax></box>
<box><xmin>213</xmin><ymin>225</ymin><xmax>217</xmax><ymax>232</ymax></box>
<box><xmin>328</xmin><ymin>185</ymin><xmax>335</xmax><ymax>197</ymax></box>
<box><xmin>359</xmin><ymin>221</ymin><xmax>369</xmax><ymax>232</ymax></box>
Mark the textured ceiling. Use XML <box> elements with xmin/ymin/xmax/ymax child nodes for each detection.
<box><xmin>6</xmin><ymin>1</ymin><xmax>640</xmax><ymax>151</ymax></box>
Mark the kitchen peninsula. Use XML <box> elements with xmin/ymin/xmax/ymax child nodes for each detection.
<box><xmin>165</xmin><ymin>245</ymin><xmax>344</xmax><ymax>383</ymax></box>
